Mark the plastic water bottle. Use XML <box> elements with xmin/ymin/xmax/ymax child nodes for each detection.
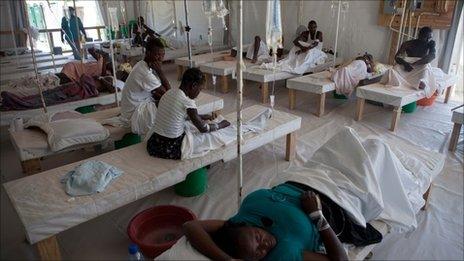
<box><xmin>128</xmin><ymin>243</ymin><xmax>144</xmax><ymax>261</ymax></box>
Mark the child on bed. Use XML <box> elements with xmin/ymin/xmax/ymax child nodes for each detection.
<box><xmin>146</xmin><ymin>68</ymin><xmax>230</xmax><ymax>160</ymax></box>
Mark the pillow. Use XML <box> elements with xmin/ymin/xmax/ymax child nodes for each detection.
<box><xmin>25</xmin><ymin>111</ymin><xmax>110</xmax><ymax>152</ymax></box>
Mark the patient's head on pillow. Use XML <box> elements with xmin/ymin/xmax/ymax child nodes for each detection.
<box><xmin>212</xmin><ymin>221</ymin><xmax>277</xmax><ymax>260</ymax></box>
<box><xmin>180</xmin><ymin>68</ymin><xmax>206</xmax><ymax>99</ymax></box>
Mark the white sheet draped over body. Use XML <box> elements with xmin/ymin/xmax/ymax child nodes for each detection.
<box><xmin>273</xmin><ymin>127</ymin><xmax>430</xmax><ymax>233</ymax></box>
<box><xmin>261</xmin><ymin>39</ymin><xmax>327</xmax><ymax>75</ymax></box>
<box><xmin>331</xmin><ymin>60</ymin><xmax>368</xmax><ymax>96</ymax></box>
<box><xmin>180</xmin><ymin>108</ymin><xmax>272</xmax><ymax>160</ymax></box>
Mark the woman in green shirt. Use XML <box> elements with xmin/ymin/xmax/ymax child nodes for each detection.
<box><xmin>184</xmin><ymin>182</ymin><xmax>349</xmax><ymax>261</ymax></box>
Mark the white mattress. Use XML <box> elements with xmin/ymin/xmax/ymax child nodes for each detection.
<box><xmin>164</xmin><ymin>44</ymin><xmax>229</xmax><ymax>61</ymax></box>
<box><xmin>0</xmin><ymin>92</ymin><xmax>121</xmax><ymax>126</ymax></box>
<box><xmin>199</xmin><ymin>59</ymin><xmax>255</xmax><ymax>76</ymax></box>
<box><xmin>243</xmin><ymin>56</ymin><xmax>343</xmax><ymax>83</ymax></box>
<box><xmin>357</xmin><ymin>83</ymin><xmax>426</xmax><ymax>107</ymax></box>
<box><xmin>0</xmin><ymin>59</ymin><xmax>69</xmax><ymax>74</ymax></box>
<box><xmin>287</xmin><ymin>69</ymin><xmax>388</xmax><ymax>94</ymax></box>
<box><xmin>0</xmin><ymin>68</ymin><xmax>62</xmax><ymax>85</ymax></box>
<box><xmin>175</xmin><ymin>50</ymin><xmax>231</xmax><ymax>67</ymax></box>
<box><xmin>0</xmin><ymin>54</ymin><xmax>70</xmax><ymax>67</ymax></box>
<box><xmin>3</xmin><ymin>105</ymin><xmax>301</xmax><ymax>244</ymax></box>
<box><xmin>452</xmin><ymin>108</ymin><xmax>464</xmax><ymax>124</ymax></box>
<box><xmin>8</xmin><ymin>92</ymin><xmax>224</xmax><ymax>161</ymax></box>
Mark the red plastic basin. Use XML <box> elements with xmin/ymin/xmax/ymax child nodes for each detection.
<box><xmin>127</xmin><ymin>205</ymin><xmax>196</xmax><ymax>258</ymax></box>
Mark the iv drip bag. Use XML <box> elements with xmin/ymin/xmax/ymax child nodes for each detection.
<box><xmin>265</xmin><ymin>0</ymin><xmax>283</xmax><ymax>51</ymax></box>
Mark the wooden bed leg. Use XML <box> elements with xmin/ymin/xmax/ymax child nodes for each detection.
<box><xmin>355</xmin><ymin>98</ymin><xmax>365</xmax><ymax>121</ymax></box>
<box><xmin>285</xmin><ymin>132</ymin><xmax>296</xmax><ymax>161</ymax></box>
<box><xmin>449</xmin><ymin>122</ymin><xmax>462</xmax><ymax>152</ymax></box>
<box><xmin>221</xmin><ymin>75</ymin><xmax>229</xmax><ymax>93</ymax></box>
<box><xmin>421</xmin><ymin>185</ymin><xmax>432</xmax><ymax>211</ymax></box>
<box><xmin>288</xmin><ymin>89</ymin><xmax>296</xmax><ymax>110</ymax></box>
<box><xmin>390</xmin><ymin>107</ymin><xmax>401</xmax><ymax>132</ymax></box>
<box><xmin>261</xmin><ymin>82</ymin><xmax>269</xmax><ymax>104</ymax></box>
<box><xmin>444</xmin><ymin>86</ymin><xmax>453</xmax><ymax>104</ymax></box>
<box><xmin>21</xmin><ymin>158</ymin><xmax>42</xmax><ymax>175</ymax></box>
<box><xmin>317</xmin><ymin>93</ymin><xmax>326</xmax><ymax>117</ymax></box>
<box><xmin>36</xmin><ymin>235</ymin><xmax>62</xmax><ymax>260</ymax></box>
<box><xmin>177</xmin><ymin>65</ymin><xmax>184</xmax><ymax>81</ymax></box>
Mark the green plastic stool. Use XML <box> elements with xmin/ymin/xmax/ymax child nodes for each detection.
<box><xmin>402</xmin><ymin>102</ymin><xmax>417</xmax><ymax>113</ymax></box>
<box><xmin>333</xmin><ymin>92</ymin><xmax>348</xmax><ymax>99</ymax></box>
<box><xmin>75</xmin><ymin>105</ymin><xmax>96</xmax><ymax>114</ymax></box>
<box><xmin>114</xmin><ymin>133</ymin><xmax>141</xmax><ymax>149</ymax></box>
<box><xmin>175</xmin><ymin>168</ymin><xmax>208</xmax><ymax>197</ymax></box>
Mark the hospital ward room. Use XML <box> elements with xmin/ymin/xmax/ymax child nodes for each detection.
<box><xmin>1</xmin><ymin>0</ymin><xmax>464</xmax><ymax>260</ymax></box>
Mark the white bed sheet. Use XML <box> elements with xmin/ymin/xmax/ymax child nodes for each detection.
<box><xmin>357</xmin><ymin>83</ymin><xmax>426</xmax><ymax>107</ymax></box>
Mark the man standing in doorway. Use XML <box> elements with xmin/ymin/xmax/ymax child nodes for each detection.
<box><xmin>61</xmin><ymin>7</ymin><xmax>86</xmax><ymax>60</ymax></box>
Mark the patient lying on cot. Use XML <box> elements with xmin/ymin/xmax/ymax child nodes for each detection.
<box><xmin>381</xmin><ymin>26</ymin><xmax>447</xmax><ymax>98</ymax></box>
<box><xmin>146</xmin><ymin>68</ymin><xmax>230</xmax><ymax>160</ymax></box>
<box><xmin>331</xmin><ymin>53</ymin><xmax>375</xmax><ymax>95</ymax></box>
<box><xmin>261</xmin><ymin>20</ymin><xmax>327</xmax><ymax>74</ymax></box>
<box><xmin>183</xmin><ymin>182</ymin><xmax>381</xmax><ymax>261</ymax></box>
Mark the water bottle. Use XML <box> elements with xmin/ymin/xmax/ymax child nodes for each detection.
<box><xmin>128</xmin><ymin>243</ymin><xmax>144</xmax><ymax>261</ymax></box>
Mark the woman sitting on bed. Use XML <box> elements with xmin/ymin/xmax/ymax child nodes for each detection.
<box><xmin>146</xmin><ymin>68</ymin><xmax>230</xmax><ymax>160</ymax></box>
<box><xmin>331</xmin><ymin>53</ymin><xmax>375</xmax><ymax>96</ymax></box>
<box><xmin>184</xmin><ymin>181</ymin><xmax>381</xmax><ymax>261</ymax></box>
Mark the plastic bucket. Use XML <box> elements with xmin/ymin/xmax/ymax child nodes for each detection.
<box><xmin>402</xmin><ymin>101</ymin><xmax>417</xmax><ymax>113</ymax></box>
<box><xmin>114</xmin><ymin>133</ymin><xmax>141</xmax><ymax>149</ymax></box>
<box><xmin>127</xmin><ymin>205</ymin><xmax>196</xmax><ymax>258</ymax></box>
<box><xmin>417</xmin><ymin>93</ymin><xmax>438</xmax><ymax>107</ymax></box>
<box><xmin>75</xmin><ymin>105</ymin><xmax>96</xmax><ymax>114</ymax></box>
<box><xmin>174</xmin><ymin>168</ymin><xmax>207</xmax><ymax>197</ymax></box>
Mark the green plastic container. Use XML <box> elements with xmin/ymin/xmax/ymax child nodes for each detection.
<box><xmin>402</xmin><ymin>102</ymin><xmax>417</xmax><ymax>113</ymax></box>
<box><xmin>75</xmin><ymin>105</ymin><xmax>96</xmax><ymax>114</ymax></box>
<box><xmin>114</xmin><ymin>133</ymin><xmax>141</xmax><ymax>149</ymax></box>
<box><xmin>333</xmin><ymin>92</ymin><xmax>348</xmax><ymax>100</ymax></box>
<box><xmin>175</xmin><ymin>168</ymin><xmax>208</xmax><ymax>197</ymax></box>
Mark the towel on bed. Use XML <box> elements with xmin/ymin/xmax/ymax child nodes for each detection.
<box><xmin>61</xmin><ymin>160</ymin><xmax>123</xmax><ymax>196</ymax></box>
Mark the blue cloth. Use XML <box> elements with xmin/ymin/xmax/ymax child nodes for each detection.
<box><xmin>61</xmin><ymin>160</ymin><xmax>123</xmax><ymax>196</ymax></box>
<box><xmin>229</xmin><ymin>184</ymin><xmax>322</xmax><ymax>261</ymax></box>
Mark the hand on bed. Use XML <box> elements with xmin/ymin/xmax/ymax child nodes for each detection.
<box><xmin>301</xmin><ymin>191</ymin><xmax>321</xmax><ymax>214</ymax></box>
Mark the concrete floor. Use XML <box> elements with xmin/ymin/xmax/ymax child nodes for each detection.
<box><xmin>1</xmin><ymin>62</ymin><xmax>463</xmax><ymax>260</ymax></box>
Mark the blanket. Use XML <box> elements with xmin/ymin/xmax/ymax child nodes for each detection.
<box><xmin>61</xmin><ymin>58</ymin><xmax>104</xmax><ymax>83</ymax></box>
<box><xmin>261</xmin><ymin>45</ymin><xmax>327</xmax><ymax>75</ymax></box>
<box><xmin>331</xmin><ymin>60</ymin><xmax>368</xmax><ymax>96</ymax></box>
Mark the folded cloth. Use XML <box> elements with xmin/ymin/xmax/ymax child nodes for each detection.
<box><xmin>61</xmin><ymin>160</ymin><xmax>123</xmax><ymax>196</ymax></box>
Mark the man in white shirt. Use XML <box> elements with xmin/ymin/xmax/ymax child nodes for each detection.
<box><xmin>120</xmin><ymin>37</ymin><xmax>171</xmax><ymax>135</ymax></box>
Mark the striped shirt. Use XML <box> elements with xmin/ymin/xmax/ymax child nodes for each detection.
<box><xmin>153</xmin><ymin>88</ymin><xmax>197</xmax><ymax>138</ymax></box>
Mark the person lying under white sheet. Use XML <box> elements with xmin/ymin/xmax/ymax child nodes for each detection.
<box><xmin>381</xmin><ymin>26</ymin><xmax>452</xmax><ymax>98</ymax></box>
<box><xmin>120</xmin><ymin>37</ymin><xmax>171</xmax><ymax>135</ymax></box>
<box><xmin>146</xmin><ymin>68</ymin><xmax>230</xmax><ymax>160</ymax></box>
<box><xmin>261</xmin><ymin>20</ymin><xmax>327</xmax><ymax>74</ymax></box>
<box><xmin>331</xmin><ymin>53</ymin><xmax>375</xmax><ymax>96</ymax></box>
<box><xmin>167</xmin><ymin>127</ymin><xmax>430</xmax><ymax>261</ymax></box>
